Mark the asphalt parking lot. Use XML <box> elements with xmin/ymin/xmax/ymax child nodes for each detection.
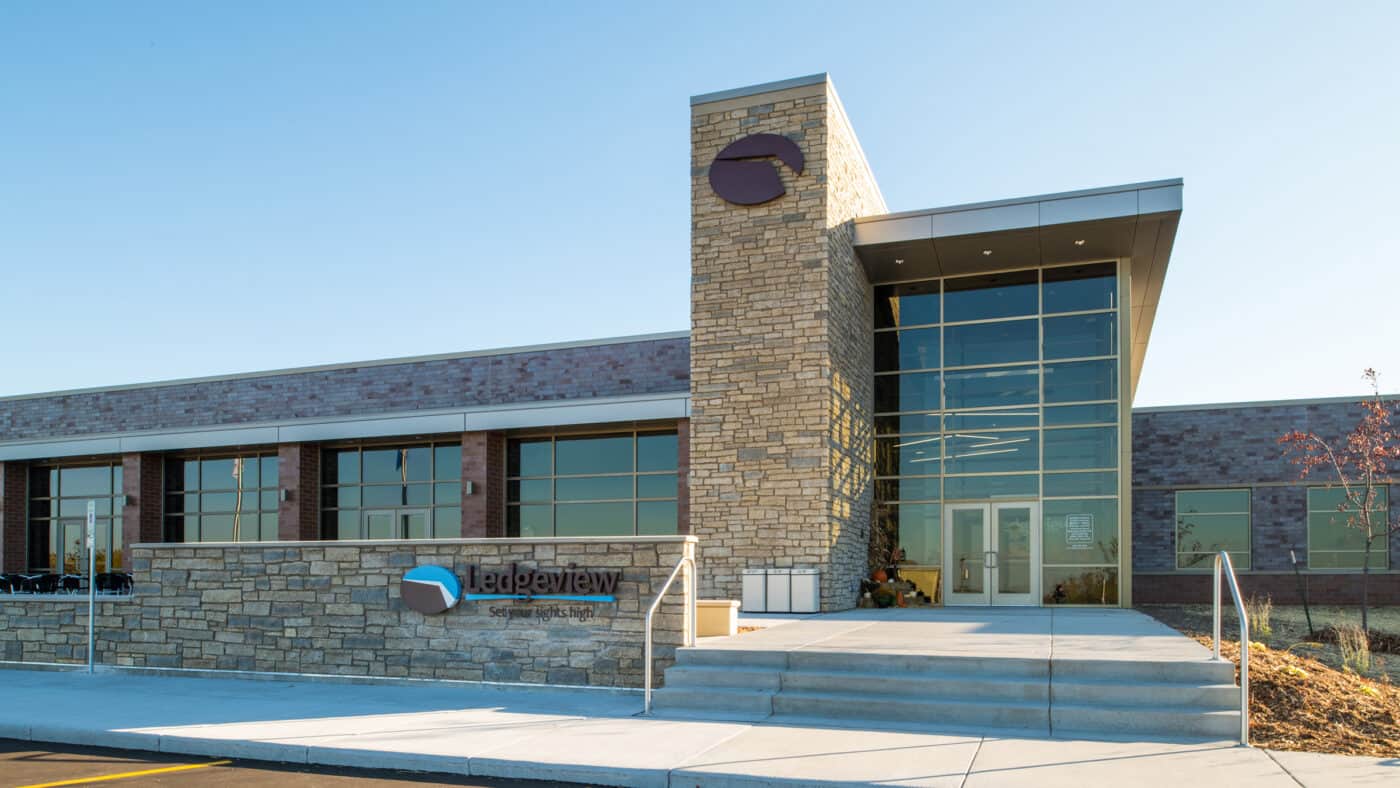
<box><xmin>0</xmin><ymin>740</ymin><xmax>575</xmax><ymax>788</ymax></box>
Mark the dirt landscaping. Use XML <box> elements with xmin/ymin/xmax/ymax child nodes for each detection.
<box><xmin>1139</xmin><ymin>604</ymin><xmax>1400</xmax><ymax>756</ymax></box>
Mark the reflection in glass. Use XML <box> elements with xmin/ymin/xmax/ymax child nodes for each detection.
<box><xmin>1044</xmin><ymin>359</ymin><xmax>1117</xmax><ymax>403</ymax></box>
<box><xmin>1043</xmin><ymin>313</ymin><xmax>1116</xmax><ymax>360</ymax></box>
<box><xmin>944</xmin><ymin>319</ymin><xmax>1037</xmax><ymax>367</ymax></box>
<box><xmin>944</xmin><ymin>367</ymin><xmax>1038</xmax><ymax>409</ymax></box>
<box><xmin>1043</xmin><ymin>263</ymin><xmax>1116</xmax><ymax>313</ymax></box>
<box><xmin>944</xmin><ymin>270</ymin><xmax>1038</xmax><ymax>323</ymax></box>
<box><xmin>875</xmin><ymin>281</ymin><xmax>939</xmax><ymax>328</ymax></box>
<box><xmin>950</xmin><ymin>507</ymin><xmax>986</xmax><ymax>593</ymax></box>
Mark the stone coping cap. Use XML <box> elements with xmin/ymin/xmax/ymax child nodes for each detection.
<box><xmin>131</xmin><ymin>535</ymin><xmax>699</xmax><ymax>549</ymax></box>
<box><xmin>697</xmin><ymin>599</ymin><xmax>741</xmax><ymax>608</ymax></box>
<box><xmin>0</xmin><ymin>594</ymin><xmax>134</xmax><ymax>603</ymax></box>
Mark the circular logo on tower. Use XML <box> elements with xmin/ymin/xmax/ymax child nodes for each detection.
<box><xmin>708</xmin><ymin>133</ymin><xmax>805</xmax><ymax>206</ymax></box>
<box><xmin>400</xmin><ymin>565</ymin><xmax>461</xmax><ymax>615</ymax></box>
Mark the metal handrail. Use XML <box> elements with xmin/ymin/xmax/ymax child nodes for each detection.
<box><xmin>643</xmin><ymin>550</ymin><xmax>696</xmax><ymax>715</ymax></box>
<box><xmin>1212</xmin><ymin>551</ymin><xmax>1250</xmax><ymax>746</ymax></box>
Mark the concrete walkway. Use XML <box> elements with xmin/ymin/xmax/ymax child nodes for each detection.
<box><xmin>704</xmin><ymin>607</ymin><xmax>1210</xmax><ymax>662</ymax></box>
<box><xmin>0</xmin><ymin>667</ymin><xmax>1394</xmax><ymax>787</ymax></box>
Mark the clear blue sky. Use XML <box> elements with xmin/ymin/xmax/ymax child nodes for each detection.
<box><xmin>2</xmin><ymin>1</ymin><xmax>1397</xmax><ymax>406</ymax></box>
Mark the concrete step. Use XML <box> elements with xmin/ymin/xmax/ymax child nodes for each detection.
<box><xmin>674</xmin><ymin>648</ymin><xmax>789</xmax><ymax>669</ymax></box>
<box><xmin>779</xmin><ymin>669</ymin><xmax>1048</xmax><ymax>703</ymax></box>
<box><xmin>1052</xmin><ymin>703</ymin><xmax>1242</xmax><ymax>740</ymax></box>
<box><xmin>1052</xmin><ymin>677</ymin><xmax>1238</xmax><ymax>710</ymax></box>
<box><xmin>663</xmin><ymin>665</ymin><xmax>782</xmax><ymax>691</ymax></box>
<box><xmin>651</xmin><ymin>686</ymin><xmax>773</xmax><ymax>716</ymax></box>
<box><xmin>772</xmin><ymin>690</ymin><xmax>1049</xmax><ymax>733</ymax></box>
<box><xmin>1052</xmin><ymin>658</ymin><xmax>1236</xmax><ymax>685</ymax></box>
<box><xmin>786</xmin><ymin>650</ymin><xmax>1049</xmax><ymax>678</ymax></box>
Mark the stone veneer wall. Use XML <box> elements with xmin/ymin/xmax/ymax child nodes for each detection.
<box><xmin>689</xmin><ymin>76</ymin><xmax>884</xmax><ymax>610</ymax></box>
<box><xmin>0</xmin><ymin>537</ymin><xmax>695</xmax><ymax>688</ymax></box>
<box><xmin>1132</xmin><ymin>400</ymin><xmax>1400</xmax><ymax>603</ymax></box>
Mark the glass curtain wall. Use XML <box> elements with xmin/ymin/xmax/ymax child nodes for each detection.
<box><xmin>27</xmin><ymin>463</ymin><xmax>124</xmax><ymax>574</ymax></box>
<box><xmin>164</xmin><ymin>454</ymin><xmax>279</xmax><ymax>542</ymax></box>
<box><xmin>322</xmin><ymin>443</ymin><xmax>462</xmax><ymax>539</ymax></box>
<box><xmin>506</xmin><ymin>431</ymin><xmax>679</xmax><ymax>537</ymax></box>
<box><xmin>873</xmin><ymin>262</ymin><xmax>1123</xmax><ymax>605</ymax></box>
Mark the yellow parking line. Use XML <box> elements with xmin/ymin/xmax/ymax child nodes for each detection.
<box><xmin>15</xmin><ymin>759</ymin><xmax>232</xmax><ymax>788</ymax></box>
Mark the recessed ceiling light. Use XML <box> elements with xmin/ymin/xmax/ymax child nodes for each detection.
<box><xmin>894</xmin><ymin>258</ymin><xmax>904</xmax><ymax>265</ymax></box>
<box><xmin>1074</xmin><ymin>239</ymin><xmax>1087</xmax><ymax>246</ymax></box>
<box><xmin>981</xmin><ymin>249</ymin><xmax>993</xmax><ymax>256</ymax></box>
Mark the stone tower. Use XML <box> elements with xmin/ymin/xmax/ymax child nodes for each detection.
<box><xmin>688</xmin><ymin>74</ymin><xmax>886</xmax><ymax>610</ymax></box>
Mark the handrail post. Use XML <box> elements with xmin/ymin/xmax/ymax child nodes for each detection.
<box><xmin>1211</xmin><ymin>550</ymin><xmax>1250</xmax><ymax>746</ymax></box>
<box><xmin>1212</xmin><ymin>553</ymin><xmax>1222</xmax><ymax>661</ymax></box>
<box><xmin>643</xmin><ymin>550</ymin><xmax>694</xmax><ymax>716</ymax></box>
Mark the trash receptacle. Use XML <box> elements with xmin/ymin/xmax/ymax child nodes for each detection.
<box><xmin>741</xmin><ymin>569</ymin><xmax>767</xmax><ymax>612</ymax></box>
<box><xmin>765</xmin><ymin>569</ymin><xmax>792</xmax><ymax>613</ymax></box>
<box><xmin>790</xmin><ymin>569</ymin><xmax>820</xmax><ymax>613</ymax></box>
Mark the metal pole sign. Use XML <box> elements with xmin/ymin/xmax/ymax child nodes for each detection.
<box><xmin>86</xmin><ymin>500</ymin><xmax>96</xmax><ymax>674</ymax></box>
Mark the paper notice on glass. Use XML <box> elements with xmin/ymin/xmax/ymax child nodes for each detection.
<box><xmin>1065</xmin><ymin>513</ymin><xmax>1094</xmax><ymax>550</ymax></box>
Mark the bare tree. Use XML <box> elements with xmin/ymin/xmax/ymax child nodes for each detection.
<box><xmin>1279</xmin><ymin>369</ymin><xmax>1400</xmax><ymax>632</ymax></box>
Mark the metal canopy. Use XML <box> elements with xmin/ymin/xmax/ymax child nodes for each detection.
<box><xmin>852</xmin><ymin>179</ymin><xmax>1182</xmax><ymax>400</ymax></box>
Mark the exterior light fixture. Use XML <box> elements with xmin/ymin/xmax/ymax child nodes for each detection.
<box><xmin>1074</xmin><ymin>239</ymin><xmax>1086</xmax><ymax>246</ymax></box>
<box><xmin>894</xmin><ymin>258</ymin><xmax>904</xmax><ymax>265</ymax></box>
<box><xmin>981</xmin><ymin>249</ymin><xmax>992</xmax><ymax>256</ymax></box>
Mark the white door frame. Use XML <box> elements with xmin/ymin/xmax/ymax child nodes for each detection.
<box><xmin>942</xmin><ymin>501</ymin><xmax>1041</xmax><ymax>606</ymax></box>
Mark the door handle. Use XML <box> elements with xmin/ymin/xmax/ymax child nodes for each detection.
<box><xmin>985</xmin><ymin>551</ymin><xmax>998</xmax><ymax>569</ymax></box>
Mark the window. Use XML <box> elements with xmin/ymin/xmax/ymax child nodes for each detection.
<box><xmin>27</xmin><ymin>463</ymin><xmax>124</xmax><ymax>574</ymax></box>
<box><xmin>1307</xmin><ymin>487</ymin><xmax>1389</xmax><ymax>569</ymax></box>
<box><xmin>322</xmin><ymin>443</ymin><xmax>461</xmax><ymax>540</ymax></box>
<box><xmin>1176</xmin><ymin>489</ymin><xmax>1251</xmax><ymax>570</ymax></box>
<box><xmin>506</xmin><ymin>431</ymin><xmax>679</xmax><ymax>537</ymax></box>
<box><xmin>165</xmin><ymin>454</ymin><xmax>279</xmax><ymax>542</ymax></box>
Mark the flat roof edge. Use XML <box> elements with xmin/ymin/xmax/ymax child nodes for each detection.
<box><xmin>0</xmin><ymin>330</ymin><xmax>692</xmax><ymax>402</ymax></box>
<box><xmin>690</xmin><ymin>72</ymin><xmax>828</xmax><ymax>106</ymax></box>
<box><xmin>1133</xmin><ymin>392</ymin><xmax>1400</xmax><ymax>414</ymax></box>
<box><xmin>855</xmin><ymin>178</ymin><xmax>1184</xmax><ymax>224</ymax></box>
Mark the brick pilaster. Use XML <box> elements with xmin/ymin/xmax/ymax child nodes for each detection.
<box><xmin>462</xmin><ymin>431</ymin><xmax>506</xmax><ymax>538</ymax></box>
<box><xmin>121</xmin><ymin>453</ymin><xmax>164</xmax><ymax>558</ymax></box>
<box><xmin>0</xmin><ymin>462</ymin><xmax>27</xmax><ymax>572</ymax></box>
<box><xmin>277</xmin><ymin>443</ymin><xmax>321</xmax><ymax>541</ymax></box>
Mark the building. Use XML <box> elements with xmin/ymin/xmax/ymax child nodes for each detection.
<box><xmin>0</xmin><ymin>73</ymin><xmax>1393</xmax><ymax>610</ymax></box>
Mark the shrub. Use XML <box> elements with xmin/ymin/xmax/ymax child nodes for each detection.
<box><xmin>1336</xmin><ymin>624</ymin><xmax>1373</xmax><ymax>674</ymax></box>
<box><xmin>1246</xmin><ymin>593</ymin><xmax>1274</xmax><ymax>640</ymax></box>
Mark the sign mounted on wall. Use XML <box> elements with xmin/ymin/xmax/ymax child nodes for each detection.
<box><xmin>400</xmin><ymin>564</ymin><xmax>621</xmax><ymax>615</ymax></box>
<box><xmin>708</xmin><ymin>133</ymin><xmax>804</xmax><ymax>205</ymax></box>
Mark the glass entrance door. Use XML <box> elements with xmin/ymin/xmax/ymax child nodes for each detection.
<box><xmin>943</xmin><ymin>502</ymin><xmax>1040</xmax><ymax>605</ymax></box>
<box><xmin>363</xmin><ymin>510</ymin><xmax>429</xmax><ymax>540</ymax></box>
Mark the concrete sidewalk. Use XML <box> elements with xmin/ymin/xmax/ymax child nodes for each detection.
<box><xmin>0</xmin><ymin>667</ymin><xmax>1393</xmax><ymax>787</ymax></box>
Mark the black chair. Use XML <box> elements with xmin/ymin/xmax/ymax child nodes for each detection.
<box><xmin>60</xmin><ymin>574</ymin><xmax>82</xmax><ymax>593</ymax></box>
<box><xmin>0</xmin><ymin>574</ymin><xmax>16</xmax><ymax>593</ymax></box>
<box><xmin>116</xmin><ymin>573</ymin><xmax>133</xmax><ymax>594</ymax></box>
<box><xmin>34</xmin><ymin>573</ymin><xmax>59</xmax><ymax>594</ymax></box>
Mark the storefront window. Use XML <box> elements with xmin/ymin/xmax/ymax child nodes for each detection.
<box><xmin>165</xmin><ymin>454</ymin><xmax>279</xmax><ymax>542</ymax></box>
<box><xmin>506</xmin><ymin>431</ymin><xmax>679</xmax><ymax>537</ymax></box>
<box><xmin>321</xmin><ymin>443</ymin><xmax>461</xmax><ymax>540</ymax></box>
<box><xmin>27</xmin><ymin>463</ymin><xmax>124</xmax><ymax>574</ymax></box>
<box><xmin>873</xmin><ymin>261</ymin><xmax>1123</xmax><ymax>605</ymax></box>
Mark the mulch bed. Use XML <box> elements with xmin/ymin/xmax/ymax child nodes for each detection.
<box><xmin>1198</xmin><ymin>636</ymin><xmax>1400</xmax><ymax>757</ymax></box>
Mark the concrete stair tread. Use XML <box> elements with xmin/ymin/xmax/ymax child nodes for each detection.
<box><xmin>1052</xmin><ymin>676</ymin><xmax>1238</xmax><ymax>689</ymax></box>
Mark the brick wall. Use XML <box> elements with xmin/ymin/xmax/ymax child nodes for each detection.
<box><xmin>0</xmin><ymin>537</ymin><xmax>696</xmax><ymax>688</ymax></box>
<box><xmin>1132</xmin><ymin>400</ymin><xmax>1400</xmax><ymax>603</ymax></box>
<box><xmin>277</xmin><ymin>443</ymin><xmax>321</xmax><ymax>541</ymax></box>
<box><xmin>0</xmin><ymin>337</ymin><xmax>689</xmax><ymax>442</ymax></box>
<box><xmin>0</xmin><ymin>462</ymin><xmax>25</xmax><ymax>572</ymax></box>
<box><xmin>688</xmin><ymin>77</ymin><xmax>884</xmax><ymax>611</ymax></box>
